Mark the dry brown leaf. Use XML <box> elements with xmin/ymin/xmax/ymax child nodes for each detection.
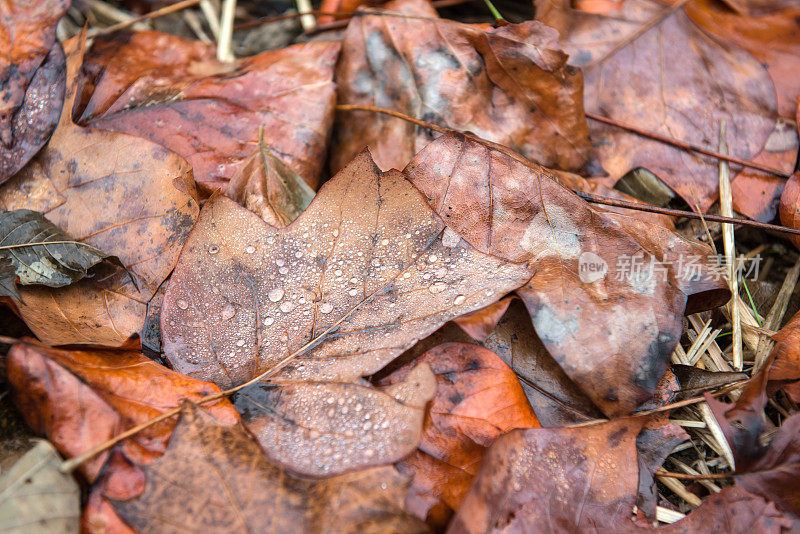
<box><xmin>380</xmin><ymin>342</ymin><xmax>540</xmax><ymax>528</ymax></box>
<box><xmin>0</xmin><ymin>0</ymin><xmax>68</xmax><ymax>182</ymax></box>
<box><xmin>6</xmin><ymin>340</ymin><xmax>239</xmax><ymax>482</ymax></box>
<box><xmin>77</xmin><ymin>30</ymin><xmax>339</xmax><ymax>197</ymax></box>
<box><xmin>160</xmin><ymin>149</ymin><xmax>533</xmax><ymax>389</ymax></box>
<box><xmin>779</xmin><ymin>172</ymin><xmax>800</xmax><ymax>251</ymax></box>
<box><xmin>0</xmin><ymin>33</ymin><xmax>198</xmax><ymax>346</ymax></box>
<box><xmin>404</xmin><ymin>132</ymin><xmax>729</xmax><ymax>416</ymax></box>
<box><xmin>110</xmin><ymin>402</ymin><xmax>428</xmax><ymax>533</ymax></box>
<box><xmin>331</xmin><ymin>0</ymin><xmax>601</xmax><ymax>176</ymax></box>
<box><xmin>233</xmin><ymin>362</ymin><xmax>436</xmax><ymax>477</ymax></box>
<box><xmin>536</xmin><ymin>0</ymin><xmax>781</xmax><ymax>212</ymax></box>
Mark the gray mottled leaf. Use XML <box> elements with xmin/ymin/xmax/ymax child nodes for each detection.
<box><xmin>0</xmin><ymin>440</ymin><xmax>80</xmax><ymax>533</ymax></box>
<box><xmin>0</xmin><ymin>209</ymin><xmax>124</xmax><ymax>299</ymax></box>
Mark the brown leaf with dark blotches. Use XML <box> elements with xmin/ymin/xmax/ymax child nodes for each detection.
<box><xmin>160</xmin><ymin>149</ymin><xmax>533</xmax><ymax>389</ymax></box>
<box><xmin>404</xmin><ymin>132</ymin><xmax>729</xmax><ymax>416</ymax></box>
<box><xmin>6</xmin><ymin>340</ymin><xmax>239</xmax><ymax>482</ymax></box>
<box><xmin>0</xmin><ymin>33</ymin><xmax>198</xmax><ymax>346</ymax></box>
<box><xmin>448</xmin><ymin>417</ymin><xmax>791</xmax><ymax>533</ymax></box>
<box><xmin>0</xmin><ymin>0</ymin><xmax>69</xmax><ymax>182</ymax></box>
<box><xmin>535</xmin><ymin>0</ymin><xmax>780</xmax><ymax>212</ymax></box>
<box><xmin>379</xmin><ymin>342</ymin><xmax>539</xmax><ymax>528</ymax></box>
<box><xmin>233</xmin><ymin>362</ymin><xmax>436</xmax><ymax>477</ymax></box>
<box><xmin>77</xmin><ymin>30</ymin><xmax>339</xmax><ymax>197</ymax></box>
<box><xmin>111</xmin><ymin>402</ymin><xmax>427</xmax><ymax>533</ymax></box>
<box><xmin>331</xmin><ymin>0</ymin><xmax>601</xmax><ymax>176</ymax></box>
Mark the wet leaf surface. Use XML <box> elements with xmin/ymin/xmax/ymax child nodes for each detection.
<box><xmin>0</xmin><ymin>0</ymin><xmax>69</xmax><ymax>182</ymax></box>
<box><xmin>233</xmin><ymin>362</ymin><xmax>436</xmax><ymax>477</ymax></box>
<box><xmin>404</xmin><ymin>132</ymin><xmax>729</xmax><ymax>416</ymax></box>
<box><xmin>77</xmin><ymin>30</ymin><xmax>339</xmax><ymax>197</ymax></box>
<box><xmin>536</xmin><ymin>0</ymin><xmax>780</xmax><ymax>212</ymax></box>
<box><xmin>0</xmin><ymin>34</ymin><xmax>198</xmax><ymax>346</ymax></box>
<box><xmin>0</xmin><ymin>440</ymin><xmax>79</xmax><ymax>533</ymax></box>
<box><xmin>0</xmin><ymin>209</ymin><xmax>125</xmax><ymax>300</ymax></box>
<box><xmin>112</xmin><ymin>403</ymin><xmax>428</xmax><ymax>533</ymax></box>
<box><xmin>6</xmin><ymin>340</ymin><xmax>238</xmax><ymax>481</ymax></box>
<box><xmin>331</xmin><ymin>0</ymin><xmax>600</xmax><ymax>175</ymax></box>
<box><xmin>161</xmin><ymin>149</ymin><xmax>533</xmax><ymax>389</ymax></box>
<box><xmin>380</xmin><ymin>342</ymin><xmax>539</xmax><ymax>528</ymax></box>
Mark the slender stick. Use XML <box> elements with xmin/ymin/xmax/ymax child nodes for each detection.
<box><xmin>87</xmin><ymin>0</ymin><xmax>204</xmax><ymax>37</ymax></box>
<box><xmin>336</xmin><ymin>104</ymin><xmax>800</xmax><ymax>237</ymax></box>
<box><xmin>586</xmin><ymin>112</ymin><xmax>791</xmax><ymax>178</ymax></box>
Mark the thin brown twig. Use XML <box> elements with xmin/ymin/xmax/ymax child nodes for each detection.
<box><xmin>656</xmin><ymin>470</ymin><xmax>732</xmax><ymax>480</ymax></box>
<box><xmin>337</xmin><ymin>104</ymin><xmax>800</xmax><ymax>237</ymax></box>
<box><xmin>87</xmin><ymin>0</ymin><xmax>204</xmax><ymax>37</ymax></box>
<box><xmin>586</xmin><ymin>112</ymin><xmax>791</xmax><ymax>178</ymax></box>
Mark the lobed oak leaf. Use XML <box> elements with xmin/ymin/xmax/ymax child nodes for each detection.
<box><xmin>404</xmin><ymin>132</ymin><xmax>729</xmax><ymax>416</ymax></box>
<box><xmin>331</xmin><ymin>0</ymin><xmax>601</xmax><ymax>176</ymax></box>
<box><xmin>0</xmin><ymin>33</ymin><xmax>199</xmax><ymax>346</ymax></box>
<box><xmin>160</xmin><ymin>149</ymin><xmax>533</xmax><ymax>389</ymax></box>
<box><xmin>535</xmin><ymin>0</ymin><xmax>782</xmax><ymax>212</ymax></box>
<box><xmin>0</xmin><ymin>0</ymin><xmax>68</xmax><ymax>182</ymax></box>
<box><xmin>111</xmin><ymin>402</ymin><xmax>428</xmax><ymax>533</ymax></box>
<box><xmin>380</xmin><ymin>342</ymin><xmax>540</xmax><ymax>528</ymax></box>
<box><xmin>76</xmin><ymin>30</ymin><xmax>339</xmax><ymax>197</ymax></box>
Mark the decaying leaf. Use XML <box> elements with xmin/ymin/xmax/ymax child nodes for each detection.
<box><xmin>536</xmin><ymin>0</ymin><xmax>780</xmax><ymax>212</ymax></box>
<box><xmin>0</xmin><ymin>209</ymin><xmax>125</xmax><ymax>300</ymax></box>
<box><xmin>0</xmin><ymin>440</ymin><xmax>80</xmax><ymax>533</ymax></box>
<box><xmin>635</xmin><ymin>416</ymin><xmax>688</xmax><ymax>521</ymax></box>
<box><xmin>404</xmin><ymin>132</ymin><xmax>729</xmax><ymax>416</ymax></box>
<box><xmin>0</xmin><ymin>33</ymin><xmax>198</xmax><ymax>346</ymax></box>
<box><xmin>380</xmin><ymin>342</ymin><xmax>540</xmax><ymax>528</ymax></box>
<box><xmin>161</xmin><ymin>149</ymin><xmax>533</xmax><ymax>389</ymax></box>
<box><xmin>6</xmin><ymin>340</ymin><xmax>239</xmax><ymax>481</ymax></box>
<box><xmin>779</xmin><ymin>172</ymin><xmax>800</xmax><ymax>251</ymax></box>
<box><xmin>111</xmin><ymin>402</ymin><xmax>427</xmax><ymax>533</ymax></box>
<box><xmin>77</xmin><ymin>30</ymin><xmax>339</xmax><ymax>196</ymax></box>
<box><xmin>0</xmin><ymin>0</ymin><xmax>69</xmax><ymax>182</ymax></box>
<box><xmin>331</xmin><ymin>0</ymin><xmax>601</xmax><ymax>176</ymax></box>
<box><xmin>449</xmin><ymin>417</ymin><xmax>791</xmax><ymax>533</ymax></box>
<box><xmin>233</xmin><ymin>362</ymin><xmax>436</xmax><ymax>477</ymax></box>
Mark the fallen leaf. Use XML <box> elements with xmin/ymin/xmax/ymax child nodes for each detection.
<box><xmin>160</xmin><ymin>149</ymin><xmax>533</xmax><ymax>389</ymax></box>
<box><xmin>448</xmin><ymin>417</ymin><xmax>791</xmax><ymax>532</ymax></box>
<box><xmin>0</xmin><ymin>33</ymin><xmax>198</xmax><ymax>346</ymax></box>
<box><xmin>536</xmin><ymin>0</ymin><xmax>780</xmax><ymax>212</ymax></box>
<box><xmin>635</xmin><ymin>416</ymin><xmax>688</xmax><ymax>521</ymax></box>
<box><xmin>111</xmin><ymin>402</ymin><xmax>428</xmax><ymax>533</ymax></box>
<box><xmin>0</xmin><ymin>0</ymin><xmax>69</xmax><ymax>182</ymax></box>
<box><xmin>233</xmin><ymin>362</ymin><xmax>436</xmax><ymax>477</ymax></box>
<box><xmin>76</xmin><ymin>30</ymin><xmax>340</xmax><ymax>196</ymax></box>
<box><xmin>6</xmin><ymin>340</ymin><xmax>239</xmax><ymax>481</ymax></box>
<box><xmin>779</xmin><ymin>172</ymin><xmax>800</xmax><ymax>251</ymax></box>
<box><xmin>0</xmin><ymin>209</ymin><xmax>125</xmax><ymax>300</ymax></box>
<box><xmin>450</xmin><ymin>296</ymin><xmax>514</xmax><ymax>342</ymax></box>
<box><xmin>0</xmin><ymin>440</ymin><xmax>80</xmax><ymax>533</ymax></box>
<box><xmin>331</xmin><ymin>0</ymin><xmax>601</xmax><ymax>175</ymax></box>
<box><xmin>380</xmin><ymin>342</ymin><xmax>540</xmax><ymax>527</ymax></box>
<box><xmin>403</xmin><ymin>132</ymin><xmax>729</xmax><ymax>416</ymax></box>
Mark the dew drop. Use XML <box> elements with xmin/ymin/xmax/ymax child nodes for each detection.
<box><xmin>236</xmin><ymin>339</ymin><xmax>245</xmax><ymax>347</ymax></box>
<box><xmin>334</xmin><ymin>269</ymin><xmax>343</xmax><ymax>276</ymax></box>
<box><xmin>276</xmin><ymin>259</ymin><xmax>285</xmax><ymax>267</ymax></box>
<box><xmin>295</xmin><ymin>251</ymin><xmax>303</xmax><ymax>258</ymax></box>
<box><xmin>263</xmin><ymin>316</ymin><xmax>274</xmax><ymax>326</ymax></box>
<box><xmin>221</xmin><ymin>304</ymin><xmax>236</xmax><ymax>321</ymax></box>
<box><xmin>380</xmin><ymin>238</ymin><xmax>389</xmax><ymax>246</ymax></box>
<box><xmin>280</xmin><ymin>301</ymin><xmax>295</xmax><ymax>313</ymax></box>
<box><xmin>348</xmin><ymin>289</ymin><xmax>358</xmax><ymax>297</ymax></box>
<box><xmin>442</xmin><ymin>227</ymin><xmax>461</xmax><ymax>247</ymax></box>
<box><xmin>268</xmin><ymin>288</ymin><xmax>285</xmax><ymax>302</ymax></box>
<box><xmin>319</xmin><ymin>302</ymin><xmax>334</xmax><ymax>314</ymax></box>
<box><xmin>208</xmin><ymin>245</ymin><xmax>219</xmax><ymax>254</ymax></box>
<box><xmin>363</xmin><ymin>421</ymin><xmax>372</xmax><ymax>431</ymax></box>
<box><xmin>428</xmin><ymin>254</ymin><xmax>438</xmax><ymax>263</ymax></box>
<box><xmin>454</xmin><ymin>294</ymin><xmax>466</xmax><ymax>305</ymax></box>
<box><xmin>177</xmin><ymin>299</ymin><xmax>189</xmax><ymax>310</ymax></box>
<box><xmin>429</xmin><ymin>282</ymin><xmax>447</xmax><ymax>294</ymax></box>
<box><xmin>245</xmin><ymin>245</ymin><xmax>255</xmax><ymax>254</ymax></box>
<box><xmin>364</xmin><ymin>448</ymin><xmax>374</xmax><ymax>458</ymax></box>
<box><xmin>279</xmin><ymin>267</ymin><xmax>289</xmax><ymax>275</ymax></box>
<box><xmin>326</xmin><ymin>397</ymin><xmax>335</xmax><ymax>404</ymax></box>
<box><xmin>332</xmin><ymin>229</ymin><xmax>339</xmax><ymax>237</ymax></box>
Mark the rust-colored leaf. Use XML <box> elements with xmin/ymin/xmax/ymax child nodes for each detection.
<box><xmin>404</xmin><ymin>132</ymin><xmax>729</xmax><ymax>416</ymax></box>
<box><xmin>6</xmin><ymin>340</ymin><xmax>239</xmax><ymax>482</ymax></box>
<box><xmin>536</xmin><ymin>0</ymin><xmax>781</xmax><ymax>212</ymax></box>
<box><xmin>77</xmin><ymin>30</ymin><xmax>339</xmax><ymax>197</ymax></box>
<box><xmin>160</xmin><ymin>149</ymin><xmax>533</xmax><ymax>389</ymax></box>
<box><xmin>233</xmin><ymin>362</ymin><xmax>436</xmax><ymax>477</ymax></box>
<box><xmin>0</xmin><ymin>34</ymin><xmax>198</xmax><ymax>346</ymax></box>
<box><xmin>380</xmin><ymin>342</ymin><xmax>539</xmax><ymax>528</ymax></box>
<box><xmin>110</xmin><ymin>402</ymin><xmax>427</xmax><ymax>533</ymax></box>
<box><xmin>779</xmin><ymin>172</ymin><xmax>800</xmax><ymax>251</ymax></box>
<box><xmin>0</xmin><ymin>0</ymin><xmax>68</xmax><ymax>182</ymax></box>
<box><xmin>331</xmin><ymin>0</ymin><xmax>601</xmax><ymax>176</ymax></box>
<box><xmin>449</xmin><ymin>417</ymin><xmax>791</xmax><ymax>532</ymax></box>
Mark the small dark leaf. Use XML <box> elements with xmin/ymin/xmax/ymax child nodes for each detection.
<box><xmin>0</xmin><ymin>209</ymin><xmax>124</xmax><ymax>298</ymax></box>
